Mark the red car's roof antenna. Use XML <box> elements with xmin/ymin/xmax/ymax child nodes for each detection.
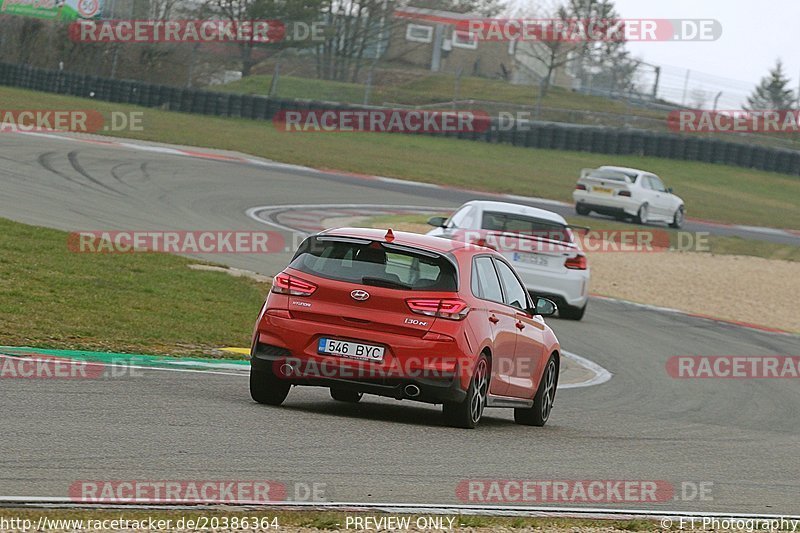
<box><xmin>385</xmin><ymin>229</ymin><xmax>395</xmax><ymax>242</ymax></box>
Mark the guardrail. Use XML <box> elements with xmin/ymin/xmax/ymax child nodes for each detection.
<box><xmin>1</xmin><ymin>62</ymin><xmax>797</xmax><ymax>176</ymax></box>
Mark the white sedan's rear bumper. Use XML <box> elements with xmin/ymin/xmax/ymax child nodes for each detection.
<box><xmin>504</xmin><ymin>253</ymin><xmax>590</xmax><ymax>309</ymax></box>
<box><xmin>573</xmin><ymin>190</ymin><xmax>640</xmax><ymax>217</ymax></box>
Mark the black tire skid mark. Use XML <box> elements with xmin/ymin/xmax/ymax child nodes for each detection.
<box><xmin>67</xmin><ymin>150</ymin><xmax>126</xmax><ymax>196</ymax></box>
<box><xmin>110</xmin><ymin>162</ymin><xmax>137</xmax><ymax>187</ymax></box>
<box><xmin>37</xmin><ymin>151</ymin><xmax>119</xmax><ymax>197</ymax></box>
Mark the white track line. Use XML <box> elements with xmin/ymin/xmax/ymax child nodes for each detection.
<box><xmin>0</xmin><ymin>498</ymin><xmax>796</xmax><ymax>520</ymax></box>
<box><xmin>377</xmin><ymin>177</ymin><xmax>442</xmax><ymax>188</ymax></box>
<box><xmin>561</xmin><ymin>351</ymin><xmax>613</xmax><ymax>389</ymax></box>
<box><xmin>0</xmin><ymin>354</ymin><xmax>246</xmax><ymax>378</ymax></box>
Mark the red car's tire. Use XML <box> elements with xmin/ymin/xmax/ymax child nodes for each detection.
<box><xmin>250</xmin><ymin>367</ymin><xmax>290</xmax><ymax>406</ymax></box>
<box><xmin>443</xmin><ymin>354</ymin><xmax>490</xmax><ymax>429</ymax></box>
<box><xmin>330</xmin><ymin>388</ymin><xmax>363</xmax><ymax>403</ymax></box>
<box><xmin>559</xmin><ymin>303</ymin><xmax>586</xmax><ymax>321</ymax></box>
<box><xmin>514</xmin><ymin>354</ymin><xmax>557</xmax><ymax>427</ymax></box>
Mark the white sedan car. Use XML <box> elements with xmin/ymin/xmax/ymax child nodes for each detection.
<box><xmin>427</xmin><ymin>200</ymin><xmax>590</xmax><ymax>320</ymax></box>
<box><xmin>572</xmin><ymin>166</ymin><xmax>685</xmax><ymax>228</ymax></box>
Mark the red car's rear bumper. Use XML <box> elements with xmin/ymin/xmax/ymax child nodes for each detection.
<box><xmin>251</xmin><ymin>312</ymin><xmax>474</xmax><ymax>404</ymax></box>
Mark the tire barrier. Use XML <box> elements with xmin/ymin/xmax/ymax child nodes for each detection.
<box><xmin>0</xmin><ymin>62</ymin><xmax>797</xmax><ymax>176</ymax></box>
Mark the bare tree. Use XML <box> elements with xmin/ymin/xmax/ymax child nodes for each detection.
<box><xmin>559</xmin><ymin>0</ymin><xmax>638</xmax><ymax>95</ymax></box>
<box><xmin>314</xmin><ymin>0</ymin><xmax>397</xmax><ymax>82</ymax></box>
<box><xmin>511</xmin><ymin>2</ymin><xmax>578</xmax><ymax>96</ymax></box>
<box><xmin>147</xmin><ymin>0</ymin><xmax>183</xmax><ymax>18</ymax></box>
<box><xmin>205</xmin><ymin>0</ymin><xmax>324</xmax><ymax>77</ymax></box>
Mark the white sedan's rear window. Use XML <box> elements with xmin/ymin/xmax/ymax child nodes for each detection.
<box><xmin>481</xmin><ymin>212</ymin><xmax>571</xmax><ymax>243</ymax></box>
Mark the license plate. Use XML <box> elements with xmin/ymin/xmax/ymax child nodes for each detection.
<box><xmin>513</xmin><ymin>252</ymin><xmax>549</xmax><ymax>267</ymax></box>
<box><xmin>593</xmin><ymin>186</ymin><xmax>613</xmax><ymax>194</ymax></box>
<box><xmin>317</xmin><ymin>338</ymin><xmax>385</xmax><ymax>362</ymax></box>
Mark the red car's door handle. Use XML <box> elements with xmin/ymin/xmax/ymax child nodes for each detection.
<box><xmin>489</xmin><ymin>315</ymin><xmax>500</xmax><ymax>324</ymax></box>
<box><xmin>516</xmin><ymin>321</ymin><xmax>525</xmax><ymax>330</ymax></box>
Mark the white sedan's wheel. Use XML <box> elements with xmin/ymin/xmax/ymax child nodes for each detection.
<box><xmin>635</xmin><ymin>203</ymin><xmax>649</xmax><ymax>225</ymax></box>
<box><xmin>670</xmin><ymin>206</ymin><xmax>685</xmax><ymax>229</ymax></box>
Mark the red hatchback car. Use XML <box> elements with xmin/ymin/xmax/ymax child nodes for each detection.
<box><xmin>250</xmin><ymin>228</ymin><xmax>561</xmax><ymax>428</ymax></box>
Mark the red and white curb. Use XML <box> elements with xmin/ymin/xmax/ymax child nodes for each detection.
<box><xmin>246</xmin><ymin>203</ymin><xmax>449</xmax><ymax>235</ymax></box>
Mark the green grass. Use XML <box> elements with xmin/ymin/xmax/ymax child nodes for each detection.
<box><xmin>0</xmin><ymin>218</ymin><xmax>266</xmax><ymax>356</ymax></box>
<box><xmin>2</xmin><ymin>86</ymin><xmax>798</xmax><ymax>229</ymax></box>
<box><xmin>367</xmin><ymin>213</ymin><xmax>800</xmax><ymax>262</ymax></box>
<box><xmin>214</xmin><ymin>71</ymin><xmax>659</xmax><ymax>117</ymax></box>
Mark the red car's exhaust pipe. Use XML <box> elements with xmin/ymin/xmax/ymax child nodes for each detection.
<box><xmin>404</xmin><ymin>384</ymin><xmax>421</xmax><ymax>398</ymax></box>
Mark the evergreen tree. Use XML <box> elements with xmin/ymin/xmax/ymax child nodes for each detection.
<box><xmin>745</xmin><ymin>59</ymin><xmax>797</xmax><ymax>110</ymax></box>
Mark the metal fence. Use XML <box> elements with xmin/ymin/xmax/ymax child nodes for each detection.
<box><xmin>1</xmin><ymin>62</ymin><xmax>798</xmax><ymax>176</ymax></box>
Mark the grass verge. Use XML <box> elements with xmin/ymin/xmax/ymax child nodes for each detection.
<box><xmin>214</xmin><ymin>71</ymin><xmax>663</xmax><ymax>118</ymax></box>
<box><xmin>0</xmin><ymin>217</ymin><xmax>266</xmax><ymax>356</ymax></box>
<box><xmin>2</xmin><ymin>86</ymin><xmax>798</xmax><ymax>229</ymax></box>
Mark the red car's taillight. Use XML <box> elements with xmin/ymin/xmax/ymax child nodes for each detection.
<box><xmin>618</xmin><ymin>190</ymin><xmax>632</xmax><ymax>197</ymax></box>
<box><xmin>575</xmin><ymin>183</ymin><xmax>587</xmax><ymax>190</ymax></box>
<box><xmin>565</xmin><ymin>254</ymin><xmax>588</xmax><ymax>270</ymax></box>
<box><xmin>271</xmin><ymin>273</ymin><xmax>317</xmax><ymax>296</ymax></box>
<box><xmin>406</xmin><ymin>298</ymin><xmax>470</xmax><ymax>320</ymax></box>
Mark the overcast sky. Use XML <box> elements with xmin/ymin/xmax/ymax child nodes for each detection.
<box><xmin>612</xmin><ymin>0</ymin><xmax>800</xmax><ymax>88</ymax></box>
<box><xmin>508</xmin><ymin>0</ymin><xmax>800</xmax><ymax>107</ymax></box>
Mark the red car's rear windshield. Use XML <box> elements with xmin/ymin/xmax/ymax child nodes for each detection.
<box><xmin>289</xmin><ymin>236</ymin><xmax>458</xmax><ymax>291</ymax></box>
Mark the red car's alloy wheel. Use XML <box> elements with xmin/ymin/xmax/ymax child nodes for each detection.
<box><xmin>470</xmin><ymin>358</ymin><xmax>489</xmax><ymax>424</ymax></box>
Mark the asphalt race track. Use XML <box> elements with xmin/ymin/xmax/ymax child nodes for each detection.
<box><xmin>1</xmin><ymin>133</ymin><xmax>799</xmax><ymax>513</ymax></box>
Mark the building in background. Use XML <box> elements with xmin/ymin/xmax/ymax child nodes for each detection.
<box><xmin>386</xmin><ymin>6</ymin><xmax>515</xmax><ymax>80</ymax></box>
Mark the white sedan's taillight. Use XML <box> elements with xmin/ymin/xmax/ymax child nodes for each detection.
<box><xmin>565</xmin><ymin>254</ymin><xmax>588</xmax><ymax>270</ymax></box>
